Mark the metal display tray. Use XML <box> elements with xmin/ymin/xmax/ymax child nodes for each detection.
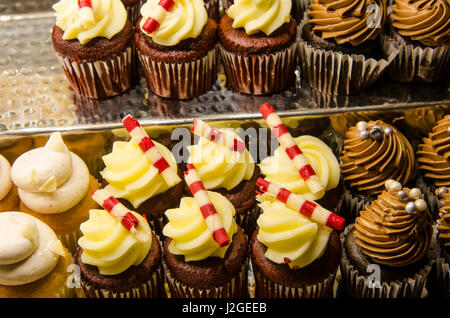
<box><xmin>0</xmin><ymin>9</ymin><xmax>449</xmax><ymax>137</ymax></box>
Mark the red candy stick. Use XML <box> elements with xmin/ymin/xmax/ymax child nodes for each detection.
<box><xmin>122</xmin><ymin>115</ymin><xmax>181</xmax><ymax>187</ymax></box>
<box><xmin>256</xmin><ymin>178</ymin><xmax>345</xmax><ymax>231</ymax></box>
<box><xmin>77</xmin><ymin>0</ymin><xmax>95</xmax><ymax>25</ymax></box>
<box><xmin>184</xmin><ymin>164</ymin><xmax>230</xmax><ymax>247</ymax></box>
<box><xmin>259</xmin><ymin>103</ymin><xmax>324</xmax><ymax>194</ymax></box>
<box><xmin>192</xmin><ymin>119</ymin><xmax>246</xmax><ymax>153</ymax></box>
<box><xmin>91</xmin><ymin>189</ymin><xmax>148</xmax><ymax>241</ymax></box>
<box><xmin>142</xmin><ymin>0</ymin><xmax>175</xmax><ymax>34</ymax></box>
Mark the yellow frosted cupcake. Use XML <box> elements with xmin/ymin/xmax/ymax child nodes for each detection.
<box><xmin>0</xmin><ymin>154</ymin><xmax>19</xmax><ymax>212</ymax></box>
<box><xmin>0</xmin><ymin>212</ymin><xmax>72</xmax><ymax>298</ymax></box>
<box><xmin>11</xmin><ymin>132</ymin><xmax>99</xmax><ymax>254</ymax></box>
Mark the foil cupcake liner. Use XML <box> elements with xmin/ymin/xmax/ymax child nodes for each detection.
<box><xmin>434</xmin><ymin>257</ymin><xmax>450</xmax><ymax>298</ymax></box>
<box><xmin>57</xmin><ymin>46</ymin><xmax>136</xmax><ymax>99</ymax></box>
<box><xmin>381</xmin><ymin>33</ymin><xmax>450</xmax><ymax>83</ymax></box>
<box><xmin>204</xmin><ymin>0</ymin><xmax>220</xmax><ymax>22</ymax></box>
<box><xmin>340</xmin><ymin>224</ymin><xmax>435</xmax><ymax>298</ymax></box>
<box><xmin>138</xmin><ymin>46</ymin><xmax>218</xmax><ymax>100</ymax></box>
<box><xmin>80</xmin><ymin>264</ymin><xmax>165</xmax><ymax>298</ymax></box>
<box><xmin>164</xmin><ymin>261</ymin><xmax>248</xmax><ymax>298</ymax></box>
<box><xmin>253</xmin><ymin>266</ymin><xmax>337</xmax><ymax>298</ymax></box>
<box><xmin>219</xmin><ymin>41</ymin><xmax>298</xmax><ymax>95</ymax></box>
<box><xmin>297</xmin><ymin>15</ymin><xmax>399</xmax><ymax>96</ymax></box>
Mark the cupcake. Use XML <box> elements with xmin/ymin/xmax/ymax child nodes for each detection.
<box><xmin>250</xmin><ymin>194</ymin><xmax>342</xmax><ymax>298</ymax></box>
<box><xmin>135</xmin><ymin>0</ymin><xmax>218</xmax><ymax>99</ymax></box>
<box><xmin>0</xmin><ymin>155</ymin><xmax>19</xmax><ymax>212</ymax></box>
<box><xmin>299</xmin><ymin>0</ymin><xmax>397</xmax><ymax>95</ymax></box>
<box><xmin>52</xmin><ymin>0</ymin><xmax>136</xmax><ymax>99</ymax></box>
<box><xmin>382</xmin><ymin>0</ymin><xmax>450</xmax><ymax>83</ymax></box>
<box><xmin>187</xmin><ymin>123</ymin><xmax>259</xmax><ymax>234</ymax></box>
<box><xmin>436</xmin><ymin>189</ymin><xmax>450</xmax><ymax>298</ymax></box>
<box><xmin>397</xmin><ymin>106</ymin><xmax>448</xmax><ymax>141</ymax></box>
<box><xmin>122</xmin><ymin>0</ymin><xmax>145</xmax><ymax>24</ymax></box>
<box><xmin>100</xmin><ymin>138</ymin><xmax>184</xmax><ymax>238</ymax></box>
<box><xmin>341</xmin><ymin>180</ymin><xmax>435</xmax><ymax>298</ymax></box>
<box><xmin>75</xmin><ymin>204</ymin><xmax>165</xmax><ymax>298</ymax></box>
<box><xmin>340</xmin><ymin>120</ymin><xmax>416</xmax><ymax>221</ymax></box>
<box><xmin>163</xmin><ymin>191</ymin><xmax>248</xmax><ymax>298</ymax></box>
<box><xmin>0</xmin><ymin>212</ymin><xmax>72</xmax><ymax>298</ymax></box>
<box><xmin>11</xmin><ymin>132</ymin><xmax>100</xmax><ymax>254</ymax></box>
<box><xmin>218</xmin><ymin>0</ymin><xmax>298</xmax><ymax>95</ymax></box>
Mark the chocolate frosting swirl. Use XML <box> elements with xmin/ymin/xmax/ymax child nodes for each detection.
<box><xmin>417</xmin><ymin>115</ymin><xmax>450</xmax><ymax>187</ymax></box>
<box><xmin>354</xmin><ymin>187</ymin><xmax>433</xmax><ymax>267</ymax></box>
<box><xmin>437</xmin><ymin>191</ymin><xmax>450</xmax><ymax>248</ymax></box>
<box><xmin>340</xmin><ymin>120</ymin><xmax>416</xmax><ymax>195</ymax></box>
<box><xmin>308</xmin><ymin>0</ymin><xmax>386</xmax><ymax>46</ymax></box>
<box><xmin>391</xmin><ymin>0</ymin><xmax>450</xmax><ymax>47</ymax></box>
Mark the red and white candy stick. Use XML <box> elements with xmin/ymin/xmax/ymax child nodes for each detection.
<box><xmin>259</xmin><ymin>103</ymin><xmax>324</xmax><ymax>194</ymax></box>
<box><xmin>77</xmin><ymin>0</ymin><xmax>95</xmax><ymax>26</ymax></box>
<box><xmin>192</xmin><ymin>119</ymin><xmax>246</xmax><ymax>153</ymax></box>
<box><xmin>122</xmin><ymin>115</ymin><xmax>181</xmax><ymax>187</ymax></box>
<box><xmin>256</xmin><ymin>178</ymin><xmax>345</xmax><ymax>231</ymax></box>
<box><xmin>142</xmin><ymin>0</ymin><xmax>175</xmax><ymax>34</ymax></box>
<box><xmin>91</xmin><ymin>189</ymin><xmax>147</xmax><ymax>241</ymax></box>
<box><xmin>184</xmin><ymin>164</ymin><xmax>230</xmax><ymax>247</ymax></box>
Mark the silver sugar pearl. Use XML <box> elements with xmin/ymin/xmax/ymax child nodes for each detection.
<box><xmin>405</xmin><ymin>202</ymin><xmax>417</xmax><ymax>214</ymax></box>
<box><xmin>436</xmin><ymin>187</ymin><xmax>448</xmax><ymax>197</ymax></box>
<box><xmin>415</xmin><ymin>199</ymin><xmax>427</xmax><ymax>211</ymax></box>
<box><xmin>385</xmin><ymin>179</ymin><xmax>402</xmax><ymax>192</ymax></box>
<box><xmin>397</xmin><ymin>190</ymin><xmax>409</xmax><ymax>202</ymax></box>
<box><xmin>357</xmin><ymin>121</ymin><xmax>367</xmax><ymax>132</ymax></box>
<box><xmin>370</xmin><ymin>125</ymin><xmax>383</xmax><ymax>140</ymax></box>
<box><xmin>383</xmin><ymin>126</ymin><xmax>393</xmax><ymax>136</ymax></box>
<box><xmin>359</xmin><ymin>129</ymin><xmax>370</xmax><ymax>140</ymax></box>
<box><xmin>409</xmin><ymin>188</ymin><xmax>422</xmax><ymax>200</ymax></box>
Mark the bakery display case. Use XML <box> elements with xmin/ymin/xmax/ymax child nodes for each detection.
<box><xmin>0</xmin><ymin>0</ymin><xmax>449</xmax><ymax>301</ymax></box>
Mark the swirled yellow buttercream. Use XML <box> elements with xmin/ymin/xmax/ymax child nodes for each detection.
<box><xmin>53</xmin><ymin>0</ymin><xmax>127</xmax><ymax>45</ymax></box>
<box><xmin>259</xmin><ymin>135</ymin><xmax>340</xmax><ymax>201</ymax></box>
<box><xmin>188</xmin><ymin>129</ymin><xmax>255</xmax><ymax>191</ymax></box>
<box><xmin>163</xmin><ymin>191</ymin><xmax>237</xmax><ymax>261</ymax></box>
<box><xmin>101</xmin><ymin>139</ymin><xmax>180</xmax><ymax>208</ymax></box>
<box><xmin>256</xmin><ymin>194</ymin><xmax>331</xmax><ymax>269</ymax></box>
<box><xmin>139</xmin><ymin>0</ymin><xmax>207</xmax><ymax>46</ymax></box>
<box><xmin>78</xmin><ymin>209</ymin><xmax>151</xmax><ymax>275</ymax></box>
<box><xmin>227</xmin><ymin>0</ymin><xmax>292</xmax><ymax>36</ymax></box>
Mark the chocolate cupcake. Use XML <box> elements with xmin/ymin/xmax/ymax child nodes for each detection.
<box><xmin>299</xmin><ymin>0</ymin><xmax>398</xmax><ymax>95</ymax></box>
<box><xmin>382</xmin><ymin>0</ymin><xmax>450</xmax><ymax>83</ymax></box>
<box><xmin>76</xmin><ymin>207</ymin><xmax>165</xmax><ymax>298</ymax></box>
<box><xmin>52</xmin><ymin>0</ymin><xmax>136</xmax><ymax>99</ymax></box>
<box><xmin>341</xmin><ymin>180</ymin><xmax>435</xmax><ymax>298</ymax></box>
<box><xmin>218</xmin><ymin>0</ymin><xmax>298</xmax><ymax>95</ymax></box>
<box><xmin>436</xmin><ymin>189</ymin><xmax>450</xmax><ymax>298</ymax></box>
<box><xmin>250</xmin><ymin>194</ymin><xmax>342</xmax><ymax>298</ymax></box>
<box><xmin>122</xmin><ymin>0</ymin><xmax>144</xmax><ymax>24</ymax></box>
<box><xmin>162</xmin><ymin>191</ymin><xmax>248</xmax><ymax>298</ymax></box>
<box><xmin>135</xmin><ymin>0</ymin><xmax>218</xmax><ymax>99</ymax></box>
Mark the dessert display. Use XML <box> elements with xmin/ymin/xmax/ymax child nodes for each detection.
<box><xmin>0</xmin><ymin>155</ymin><xmax>19</xmax><ymax>212</ymax></box>
<box><xmin>0</xmin><ymin>212</ymin><xmax>72</xmax><ymax>298</ymax></box>
<box><xmin>10</xmin><ymin>132</ymin><xmax>100</xmax><ymax>254</ymax></box>
<box><xmin>342</xmin><ymin>180</ymin><xmax>434</xmax><ymax>298</ymax></box>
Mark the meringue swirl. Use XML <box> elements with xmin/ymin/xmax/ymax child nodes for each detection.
<box><xmin>0</xmin><ymin>155</ymin><xmax>12</xmax><ymax>201</ymax></box>
<box><xmin>139</xmin><ymin>0</ymin><xmax>207</xmax><ymax>46</ymax></box>
<box><xmin>354</xmin><ymin>187</ymin><xmax>433</xmax><ymax>267</ymax></box>
<box><xmin>0</xmin><ymin>212</ymin><xmax>65</xmax><ymax>286</ymax></box>
<box><xmin>308</xmin><ymin>0</ymin><xmax>386</xmax><ymax>46</ymax></box>
<box><xmin>53</xmin><ymin>0</ymin><xmax>127</xmax><ymax>45</ymax></box>
<box><xmin>259</xmin><ymin>135</ymin><xmax>340</xmax><ymax>201</ymax></box>
<box><xmin>256</xmin><ymin>194</ymin><xmax>332</xmax><ymax>269</ymax></box>
<box><xmin>391</xmin><ymin>0</ymin><xmax>450</xmax><ymax>47</ymax></box>
<box><xmin>78</xmin><ymin>209</ymin><xmax>152</xmax><ymax>275</ymax></box>
<box><xmin>437</xmin><ymin>191</ymin><xmax>450</xmax><ymax>248</ymax></box>
<box><xmin>163</xmin><ymin>191</ymin><xmax>237</xmax><ymax>262</ymax></box>
<box><xmin>11</xmin><ymin>132</ymin><xmax>90</xmax><ymax>214</ymax></box>
<box><xmin>417</xmin><ymin>115</ymin><xmax>450</xmax><ymax>187</ymax></box>
<box><xmin>101</xmin><ymin>139</ymin><xmax>180</xmax><ymax>208</ymax></box>
<box><xmin>227</xmin><ymin>0</ymin><xmax>292</xmax><ymax>36</ymax></box>
<box><xmin>340</xmin><ymin>120</ymin><xmax>416</xmax><ymax>195</ymax></box>
<box><xmin>187</xmin><ymin>129</ymin><xmax>255</xmax><ymax>191</ymax></box>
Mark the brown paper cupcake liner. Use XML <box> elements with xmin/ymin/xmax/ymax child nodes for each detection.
<box><xmin>59</xmin><ymin>229</ymin><xmax>82</xmax><ymax>257</ymax></box>
<box><xmin>293</xmin><ymin>0</ymin><xmax>311</xmax><ymax>22</ymax></box>
<box><xmin>235</xmin><ymin>204</ymin><xmax>260</xmax><ymax>236</ymax></box>
<box><xmin>204</xmin><ymin>0</ymin><xmax>220</xmax><ymax>22</ymax></box>
<box><xmin>164</xmin><ymin>261</ymin><xmax>248</xmax><ymax>298</ymax></box>
<box><xmin>57</xmin><ymin>46</ymin><xmax>136</xmax><ymax>99</ymax></box>
<box><xmin>297</xmin><ymin>15</ymin><xmax>398</xmax><ymax>96</ymax></box>
<box><xmin>138</xmin><ymin>46</ymin><xmax>218</xmax><ymax>100</ymax></box>
<box><xmin>339</xmin><ymin>188</ymin><xmax>374</xmax><ymax>225</ymax></box>
<box><xmin>219</xmin><ymin>41</ymin><xmax>298</xmax><ymax>95</ymax></box>
<box><xmin>434</xmin><ymin>257</ymin><xmax>450</xmax><ymax>298</ymax></box>
<box><xmin>340</xmin><ymin>224</ymin><xmax>435</xmax><ymax>298</ymax></box>
<box><xmin>125</xmin><ymin>0</ymin><xmax>145</xmax><ymax>25</ymax></box>
<box><xmin>381</xmin><ymin>32</ymin><xmax>450</xmax><ymax>83</ymax></box>
<box><xmin>80</xmin><ymin>264</ymin><xmax>165</xmax><ymax>298</ymax></box>
<box><xmin>221</xmin><ymin>0</ymin><xmax>233</xmax><ymax>12</ymax></box>
<box><xmin>253</xmin><ymin>266</ymin><xmax>337</xmax><ymax>298</ymax></box>
<box><xmin>415</xmin><ymin>173</ymin><xmax>442</xmax><ymax>220</ymax></box>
